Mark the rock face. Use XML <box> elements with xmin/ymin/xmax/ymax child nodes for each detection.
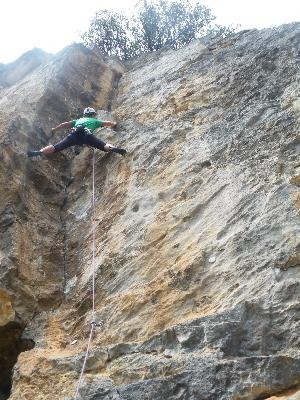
<box><xmin>0</xmin><ymin>24</ymin><xmax>299</xmax><ymax>400</ymax></box>
<box><xmin>0</xmin><ymin>48</ymin><xmax>51</xmax><ymax>89</ymax></box>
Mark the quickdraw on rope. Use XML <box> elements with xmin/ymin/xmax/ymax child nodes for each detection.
<box><xmin>74</xmin><ymin>148</ymin><xmax>102</xmax><ymax>400</ymax></box>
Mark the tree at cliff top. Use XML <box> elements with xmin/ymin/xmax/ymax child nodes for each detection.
<box><xmin>82</xmin><ymin>0</ymin><xmax>236</xmax><ymax>60</ymax></box>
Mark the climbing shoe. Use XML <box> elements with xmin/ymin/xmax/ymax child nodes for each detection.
<box><xmin>27</xmin><ymin>150</ymin><xmax>42</xmax><ymax>158</ymax></box>
<box><xmin>111</xmin><ymin>147</ymin><xmax>127</xmax><ymax>156</ymax></box>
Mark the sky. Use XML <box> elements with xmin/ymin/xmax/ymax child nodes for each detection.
<box><xmin>0</xmin><ymin>0</ymin><xmax>299</xmax><ymax>64</ymax></box>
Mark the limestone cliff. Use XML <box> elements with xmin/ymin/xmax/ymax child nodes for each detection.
<box><xmin>0</xmin><ymin>23</ymin><xmax>300</xmax><ymax>400</ymax></box>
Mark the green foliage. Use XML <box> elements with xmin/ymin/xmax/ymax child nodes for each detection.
<box><xmin>135</xmin><ymin>0</ymin><xmax>215</xmax><ymax>51</ymax></box>
<box><xmin>82</xmin><ymin>0</ymin><xmax>235</xmax><ymax>60</ymax></box>
<box><xmin>82</xmin><ymin>10</ymin><xmax>137</xmax><ymax>60</ymax></box>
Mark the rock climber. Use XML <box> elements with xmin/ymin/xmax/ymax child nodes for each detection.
<box><xmin>27</xmin><ymin>107</ymin><xmax>126</xmax><ymax>157</ymax></box>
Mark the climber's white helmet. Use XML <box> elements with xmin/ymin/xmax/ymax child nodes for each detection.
<box><xmin>83</xmin><ymin>107</ymin><xmax>96</xmax><ymax>116</ymax></box>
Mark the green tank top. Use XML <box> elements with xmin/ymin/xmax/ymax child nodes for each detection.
<box><xmin>71</xmin><ymin>117</ymin><xmax>103</xmax><ymax>132</ymax></box>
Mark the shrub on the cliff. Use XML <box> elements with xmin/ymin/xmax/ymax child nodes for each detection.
<box><xmin>81</xmin><ymin>10</ymin><xmax>139</xmax><ymax>60</ymax></box>
<box><xmin>82</xmin><ymin>0</ymin><xmax>235</xmax><ymax>60</ymax></box>
<box><xmin>136</xmin><ymin>0</ymin><xmax>214</xmax><ymax>51</ymax></box>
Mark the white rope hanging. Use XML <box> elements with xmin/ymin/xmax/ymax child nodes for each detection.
<box><xmin>74</xmin><ymin>148</ymin><xmax>99</xmax><ymax>399</ymax></box>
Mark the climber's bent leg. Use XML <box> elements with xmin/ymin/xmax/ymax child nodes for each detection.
<box><xmin>85</xmin><ymin>134</ymin><xmax>127</xmax><ymax>156</ymax></box>
<box><xmin>27</xmin><ymin>144</ymin><xmax>55</xmax><ymax>157</ymax></box>
<box><xmin>27</xmin><ymin>132</ymin><xmax>79</xmax><ymax>158</ymax></box>
<box><xmin>109</xmin><ymin>146</ymin><xmax>127</xmax><ymax>156</ymax></box>
<box><xmin>52</xmin><ymin>133</ymin><xmax>78</xmax><ymax>153</ymax></box>
<box><xmin>104</xmin><ymin>143</ymin><xmax>113</xmax><ymax>151</ymax></box>
<box><xmin>27</xmin><ymin>150</ymin><xmax>43</xmax><ymax>157</ymax></box>
<box><xmin>41</xmin><ymin>145</ymin><xmax>55</xmax><ymax>154</ymax></box>
<box><xmin>28</xmin><ymin>132</ymin><xmax>126</xmax><ymax>157</ymax></box>
<box><xmin>84</xmin><ymin>134</ymin><xmax>106</xmax><ymax>151</ymax></box>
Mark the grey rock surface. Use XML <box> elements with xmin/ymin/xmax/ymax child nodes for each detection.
<box><xmin>0</xmin><ymin>23</ymin><xmax>299</xmax><ymax>400</ymax></box>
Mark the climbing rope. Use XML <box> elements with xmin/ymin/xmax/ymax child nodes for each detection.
<box><xmin>74</xmin><ymin>323</ymin><xmax>95</xmax><ymax>399</ymax></box>
<box><xmin>92</xmin><ymin>147</ymin><xmax>96</xmax><ymax>323</ymax></box>
<box><xmin>74</xmin><ymin>148</ymin><xmax>99</xmax><ymax>400</ymax></box>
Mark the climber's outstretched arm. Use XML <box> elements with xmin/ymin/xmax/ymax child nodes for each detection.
<box><xmin>102</xmin><ymin>121</ymin><xmax>117</xmax><ymax>128</ymax></box>
<box><xmin>51</xmin><ymin>121</ymin><xmax>73</xmax><ymax>134</ymax></box>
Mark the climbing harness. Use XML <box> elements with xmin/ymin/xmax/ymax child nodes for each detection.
<box><xmin>74</xmin><ymin>149</ymin><xmax>102</xmax><ymax>400</ymax></box>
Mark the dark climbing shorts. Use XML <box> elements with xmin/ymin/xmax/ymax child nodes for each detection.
<box><xmin>53</xmin><ymin>130</ymin><xmax>106</xmax><ymax>153</ymax></box>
